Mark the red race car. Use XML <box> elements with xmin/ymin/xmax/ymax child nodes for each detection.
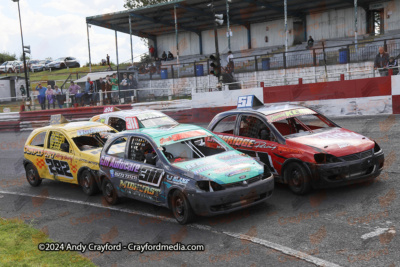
<box><xmin>207</xmin><ymin>95</ymin><xmax>384</xmax><ymax>194</ymax></box>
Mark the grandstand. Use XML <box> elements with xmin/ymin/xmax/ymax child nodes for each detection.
<box><xmin>87</xmin><ymin>0</ymin><xmax>400</xmax><ymax>89</ymax></box>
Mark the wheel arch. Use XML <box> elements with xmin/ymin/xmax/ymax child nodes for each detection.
<box><xmin>281</xmin><ymin>158</ymin><xmax>312</xmax><ymax>184</ymax></box>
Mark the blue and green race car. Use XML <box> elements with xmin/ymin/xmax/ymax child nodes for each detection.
<box><xmin>99</xmin><ymin>124</ymin><xmax>274</xmax><ymax>224</ymax></box>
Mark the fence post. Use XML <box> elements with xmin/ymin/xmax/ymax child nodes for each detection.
<box><xmin>283</xmin><ymin>52</ymin><xmax>287</xmax><ymax>69</ymax></box>
<box><xmin>194</xmin><ymin>61</ymin><xmax>197</xmax><ymax>77</ymax></box>
<box><xmin>171</xmin><ymin>65</ymin><xmax>174</xmax><ymax>79</ymax></box>
<box><xmin>207</xmin><ymin>59</ymin><xmax>210</xmax><ymax>75</ymax></box>
<box><xmin>347</xmin><ymin>45</ymin><xmax>351</xmax><ymax>63</ymax></box>
<box><xmin>313</xmin><ymin>49</ymin><xmax>316</xmax><ymax>66</ymax></box>
<box><xmin>255</xmin><ymin>56</ymin><xmax>258</xmax><ymax>71</ymax></box>
<box><xmin>384</xmin><ymin>40</ymin><xmax>387</xmax><ymax>52</ymax></box>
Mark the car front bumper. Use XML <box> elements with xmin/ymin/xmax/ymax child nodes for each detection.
<box><xmin>309</xmin><ymin>150</ymin><xmax>384</xmax><ymax>188</ymax></box>
<box><xmin>186</xmin><ymin>174</ymin><xmax>274</xmax><ymax>216</ymax></box>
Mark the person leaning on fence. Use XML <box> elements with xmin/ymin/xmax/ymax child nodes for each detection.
<box><xmin>110</xmin><ymin>73</ymin><xmax>119</xmax><ymax>104</ymax></box>
<box><xmin>68</xmin><ymin>81</ymin><xmax>80</xmax><ymax>107</ymax></box>
<box><xmin>388</xmin><ymin>57</ymin><xmax>399</xmax><ymax>75</ymax></box>
<box><xmin>35</xmin><ymin>83</ymin><xmax>47</xmax><ymax>110</ymax></box>
<box><xmin>105</xmin><ymin>75</ymin><xmax>112</xmax><ymax>105</ymax></box>
<box><xmin>120</xmin><ymin>73</ymin><xmax>130</xmax><ymax>101</ymax></box>
<box><xmin>54</xmin><ymin>85</ymin><xmax>64</xmax><ymax>109</ymax></box>
<box><xmin>306</xmin><ymin>36</ymin><xmax>314</xmax><ymax>49</ymax></box>
<box><xmin>45</xmin><ymin>85</ymin><xmax>55</xmax><ymax>109</ymax></box>
<box><xmin>84</xmin><ymin>77</ymin><xmax>94</xmax><ymax>106</ymax></box>
<box><xmin>374</xmin><ymin>47</ymin><xmax>390</xmax><ymax>77</ymax></box>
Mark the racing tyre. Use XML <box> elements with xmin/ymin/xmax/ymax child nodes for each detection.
<box><xmin>102</xmin><ymin>178</ymin><xmax>119</xmax><ymax>205</ymax></box>
<box><xmin>171</xmin><ymin>190</ymin><xmax>195</xmax><ymax>225</ymax></box>
<box><xmin>79</xmin><ymin>169</ymin><xmax>99</xmax><ymax>196</ymax></box>
<box><xmin>286</xmin><ymin>162</ymin><xmax>311</xmax><ymax>195</ymax></box>
<box><xmin>25</xmin><ymin>163</ymin><xmax>42</xmax><ymax>187</ymax></box>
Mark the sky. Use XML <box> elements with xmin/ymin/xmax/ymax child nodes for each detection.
<box><xmin>0</xmin><ymin>0</ymin><xmax>148</xmax><ymax>65</ymax></box>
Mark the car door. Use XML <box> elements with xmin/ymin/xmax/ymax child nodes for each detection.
<box><xmin>235</xmin><ymin>114</ymin><xmax>279</xmax><ymax>174</ymax></box>
<box><xmin>24</xmin><ymin>130</ymin><xmax>49</xmax><ymax>179</ymax></box>
<box><xmin>124</xmin><ymin>136</ymin><xmax>165</xmax><ymax>203</ymax></box>
<box><xmin>43</xmin><ymin>130</ymin><xmax>78</xmax><ymax>183</ymax></box>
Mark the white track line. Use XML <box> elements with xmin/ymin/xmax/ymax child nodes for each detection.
<box><xmin>361</xmin><ymin>228</ymin><xmax>389</xmax><ymax>240</ymax></box>
<box><xmin>0</xmin><ymin>190</ymin><xmax>342</xmax><ymax>267</ymax></box>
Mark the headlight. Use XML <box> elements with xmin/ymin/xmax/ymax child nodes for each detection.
<box><xmin>314</xmin><ymin>153</ymin><xmax>340</xmax><ymax>164</ymax></box>
<box><xmin>374</xmin><ymin>142</ymin><xmax>382</xmax><ymax>153</ymax></box>
<box><xmin>196</xmin><ymin>181</ymin><xmax>224</xmax><ymax>192</ymax></box>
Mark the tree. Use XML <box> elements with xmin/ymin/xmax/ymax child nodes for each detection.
<box><xmin>0</xmin><ymin>52</ymin><xmax>16</xmax><ymax>64</ymax></box>
<box><xmin>124</xmin><ymin>0</ymin><xmax>170</xmax><ymax>9</ymax></box>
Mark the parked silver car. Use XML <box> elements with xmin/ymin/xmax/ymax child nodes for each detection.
<box><xmin>46</xmin><ymin>57</ymin><xmax>80</xmax><ymax>70</ymax></box>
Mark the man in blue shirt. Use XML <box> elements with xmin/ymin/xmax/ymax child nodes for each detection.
<box><xmin>84</xmin><ymin>77</ymin><xmax>94</xmax><ymax>105</ymax></box>
<box><xmin>35</xmin><ymin>83</ymin><xmax>47</xmax><ymax>110</ymax></box>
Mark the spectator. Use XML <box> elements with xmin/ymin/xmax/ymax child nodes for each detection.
<box><xmin>106</xmin><ymin>54</ymin><xmax>110</xmax><ymax>65</ymax></box>
<box><xmin>35</xmin><ymin>83</ymin><xmax>47</xmax><ymax>110</ymax></box>
<box><xmin>155</xmin><ymin>57</ymin><xmax>161</xmax><ymax>74</ymax></box>
<box><xmin>101</xmin><ymin>59</ymin><xmax>106</xmax><ymax>66</ymax></box>
<box><xmin>120</xmin><ymin>73</ymin><xmax>129</xmax><ymax>101</ymax></box>
<box><xmin>167</xmin><ymin>51</ymin><xmax>174</xmax><ymax>61</ymax></box>
<box><xmin>68</xmin><ymin>81</ymin><xmax>80</xmax><ymax>107</ymax></box>
<box><xmin>149</xmin><ymin>45</ymin><xmax>155</xmax><ymax>59</ymax></box>
<box><xmin>45</xmin><ymin>85</ymin><xmax>55</xmax><ymax>109</ymax></box>
<box><xmin>54</xmin><ymin>85</ymin><xmax>64</xmax><ymax>109</ymax></box>
<box><xmin>84</xmin><ymin>77</ymin><xmax>94</xmax><ymax>106</ymax></box>
<box><xmin>20</xmin><ymin>85</ymin><xmax>26</xmax><ymax>96</ymax></box>
<box><xmin>161</xmin><ymin>51</ymin><xmax>167</xmax><ymax>61</ymax></box>
<box><xmin>98</xmin><ymin>77</ymin><xmax>106</xmax><ymax>105</ymax></box>
<box><xmin>110</xmin><ymin>73</ymin><xmax>119</xmax><ymax>104</ymax></box>
<box><xmin>374</xmin><ymin>47</ymin><xmax>390</xmax><ymax>76</ymax></box>
<box><xmin>388</xmin><ymin>57</ymin><xmax>398</xmax><ymax>75</ymax></box>
<box><xmin>306</xmin><ymin>36</ymin><xmax>314</xmax><ymax>49</ymax></box>
<box><xmin>226</xmin><ymin>51</ymin><xmax>234</xmax><ymax>75</ymax></box>
<box><xmin>105</xmin><ymin>75</ymin><xmax>112</xmax><ymax>105</ymax></box>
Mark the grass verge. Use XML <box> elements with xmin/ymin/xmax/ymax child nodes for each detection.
<box><xmin>0</xmin><ymin>217</ymin><xmax>96</xmax><ymax>267</ymax></box>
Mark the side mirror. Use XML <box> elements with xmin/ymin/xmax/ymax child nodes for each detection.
<box><xmin>60</xmin><ymin>143</ymin><xmax>70</xmax><ymax>153</ymax></box>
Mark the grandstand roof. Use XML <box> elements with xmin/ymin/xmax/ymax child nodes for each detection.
<box><xmin>86</xmin><ymin>0</ymin><xmax>377</xmax><ymax>40</ymax></box>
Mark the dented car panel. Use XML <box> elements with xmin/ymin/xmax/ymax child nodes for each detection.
<box><xmin>99</xmin><ymin>124</ymin><xmax>274</xmax><ymax>219</ymax></box>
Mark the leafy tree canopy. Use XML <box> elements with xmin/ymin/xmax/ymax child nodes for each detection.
<box><xmin>0</xmin><ymin>52</ymin><xmax>16</xmax><ymax>64</ymax></box>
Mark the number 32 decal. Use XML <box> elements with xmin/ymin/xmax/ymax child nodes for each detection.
<box><xmin>45</xmin><ymin>159</ymin><xmax>73</xmax><ymax>178</ymax></box>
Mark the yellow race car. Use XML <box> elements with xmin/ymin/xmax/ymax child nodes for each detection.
<box><xmin>23</xmin><ymin>115</ymin><xmax>122</xmax><ymax>195</ymax></box>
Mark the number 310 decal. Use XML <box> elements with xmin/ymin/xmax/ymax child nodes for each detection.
<box><xmin>45</xmin><ymin>159</ymin><xmax>73</xmax><ymax>178</ymax></box>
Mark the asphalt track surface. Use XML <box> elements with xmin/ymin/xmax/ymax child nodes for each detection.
<box><xmin>0</xmin><ymin>115</ymin><xmax>399</xmax><ymax>266</ymax></box>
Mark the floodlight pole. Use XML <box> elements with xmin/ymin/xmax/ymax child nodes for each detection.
<box><xmin>13</xmin><ymin>0</ymin><xmax>30</xmax><ymax>98</ymax></box>
<box><xmin>354</xmin><ymin>0</ymin><xmax>358</xmax><ymax>51</ymax></box>
<box><xmin>115</xmin><ymin>30</ymin><xmax>121</xmax><ymax>103</ymax></box>
<box><xmin>226</xmin><ymin>0</ymin><xmax>230</xmax><ymax>50</ymax></box>
<box><xmin>174</xmin><ymin>5</ymin><xmax>180</xmax><ymax>78</ymax></box>
<box><xmin>129</xmin><ymin>15</ymin><xmax>133</xmax><ymax>65</ymax></box>
<box><xmin>86</xmin><ymin>23</ymin><xmax>92</xmax><ymax>72</ymax></box>
<box><xmin>284</xmin><ymin>0</ymin><xmax>288</xmax><ymax>52</ymax></box>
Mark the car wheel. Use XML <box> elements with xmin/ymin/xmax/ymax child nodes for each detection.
<box><xmin>171</xmin><ymin>190</ymin><xmax>195</xmax><ymax>224</ymax></box>
<box><xmin>79</xmin><ymin>169</ymin><xmax>99</xmax><ymax>196</ymax></box>
<box><xmin>25</xmin><ymin>163</ymin><xmax>42</xmax><ymax>187</ymax></box>
<box><xmin>60</xmin><ymin>63</ymin><xmax>66</xmax><ymax>68</ymax></box>
<box><xmin>102</xmin><ymin>178</ymin><xmax>119</xmax><ymax>204</ymax></box>
<box><xmin>76</xmin><ymin>63</ymin><xmax>80</xmax><ymax>68</ymax></box>
<box><xmin>7</xmin><ymin>68</ymin><xmax>12</xmax><ymax>73</ymax></box>
<box><xmin>286</xmin><ymin>162</ymin><xmax>311</xmax><ymax>195</ymax></box>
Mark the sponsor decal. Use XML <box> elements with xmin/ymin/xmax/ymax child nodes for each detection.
<box><xmin>24</xmin><ymin>147</ymin><xmax>44</xmax><ymax>157</ymax></box>
<box><xmin>111</xmin><ymin>169</ymin><xmax>138</xmax><ymax>181</ymax></box>
<box><xmin>159</xmin><ymin>130</ymin><xmax>208</xmax><ymax>145</ymax></box>
<box><xmin>254</xmin><ymin>141</ymin><xmax>276</xmax><ymax>150</ymax></box>
<box><xmin>76</xmin><ymin>127</ymin><xmax>111</xmax><ymax>136</ymax></box>
<box><xmin>239</xmin><ymin>175</ymin><xmax>246</xmax><ymax>179</ymax></box>
<box><xmin>338</xmin><ymin>143</ymin><xmax>351</xmax><ymax>148</ymax></box>
<box><xmin>266</xmin><ymin>108</ymin><xmax>316</xmax><ymax>122</ymax></box>
<box><xmin>119</xmin><ymin>180</ymin><xmax>160</xmax><ymax>197</ymax></box>
<box><xmin>217</xmin><ymin>135</ymin><xmax>255</xmax><ymax>148</ymax></box>
<box><xmin>100</xmin><ymin>156</ymin><xmax>141</xmax><ymax>173</ymax></box>
<box><xmin>277</xmin><ymin>146</ymin><xmax>303</xmax><ymax>154</ymax></box>
<box><xmin>316</xmin><ymin>129</ymin><xmax>364</xmax><ymax>140</ymax></box>
<box><xmin>226</xmin><ymin>167</ymin><xmax>251</xmax><ymax>177</ymax></box>
<box><xmin>44</xmin><ymin>151</ymin><xmax>73</xmax><ymax>162</ymax></box>
<box><xmin>165</xmin><ymin>175</ymin><xmax>189</xmax><ymax>184</ymax></box>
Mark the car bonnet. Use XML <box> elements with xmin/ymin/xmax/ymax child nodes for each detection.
<box><xmin>172</xmin><ymin>150</ymin><xmax>264</xmax><ymax>184</ymax></box>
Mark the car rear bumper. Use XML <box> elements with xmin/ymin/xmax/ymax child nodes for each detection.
<box><xmin>186</xmin><ymin>174</ymin><xmax>274</xmax><ymax>216</ymax></box>
<box><xmin>309</xmin><ymin>150</ymin><xmax>384</xmax><ymax>188</ymax></box>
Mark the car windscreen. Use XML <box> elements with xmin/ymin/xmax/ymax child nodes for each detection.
<box><xmin>161</xmin><ymin>135</ymin><xmax>230</xmax><ymax>164</ymax></box>
<box><xmin>71</xmin><ymin>129</ymin><xmax>116</xmax><ymax>151</ymax></box>
<box><xmin>137</xmin><ymin>113</ymin><xmax>178</xmax><ymax>128</ymax></box>
<box><xmin>271</xmin><ymin>113</ymin><xmax>336</xmax><ymax>138</ymax></box>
